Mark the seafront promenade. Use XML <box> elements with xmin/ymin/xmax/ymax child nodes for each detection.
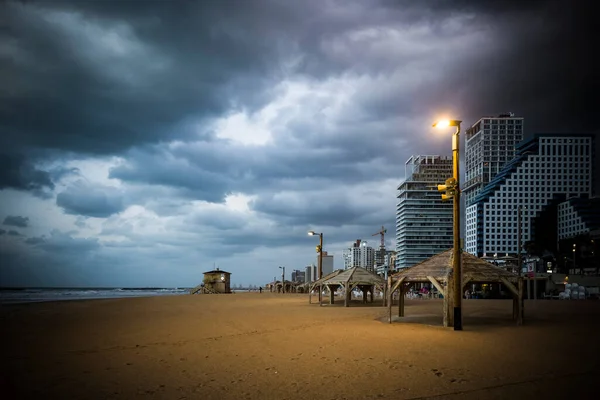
<box><xmin>2</xmin><ymin>293</ymin><xmax>599</xmax><ymax>399</ymax></box>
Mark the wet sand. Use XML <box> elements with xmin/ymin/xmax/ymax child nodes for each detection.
<box><xmin>2</xmin><ymin>293</ymin><xmax>599</xmax><ymax>399</ymax></box>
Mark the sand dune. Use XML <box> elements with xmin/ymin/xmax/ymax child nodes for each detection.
<box><xmin>2</xmin><ymin>293</ymin><xmax>599</xmax><ymax>399</ymax></box>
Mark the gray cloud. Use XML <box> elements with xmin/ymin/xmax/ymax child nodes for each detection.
<box><xmin>7</xmin><ymin>230</ymin><xmax>22</xmax><ymax>236</ymax></box>
<box><xmin>3</xmin><ymin>215</ymin><xmax>29</xmax><ymax>227</ymax></box>
<box><xmin>0</xmin><ymin>153</ymin><xmax>54</xmax><ymax>196</ymax></box>
<box><xmin>24</xmin><ymin>236</ymin><xmax>45</xmax><ymax>245</ymax></box>
<box><xmin>56</xmin><ymin>180</ymin><xmax>125</xmax><ymax>218</ymax></box>
<box><xmin>0</xmin><ymin>229</ymin><xmax>6</xmax><ymax>235</ymax></box>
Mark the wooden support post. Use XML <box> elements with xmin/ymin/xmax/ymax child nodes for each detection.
<box><xmin>370</xmin><ymin>286</ymin><xmax>374</xmax><ymax>303</ymax></box>
<box><xmin>427</xmin><ymin>276</ymin><xmax>446</xmax><ymax>297</ymax></box>
<box><xmin>398</xmin><ymin>285</ymin><xmax>404</xmax><ymax>317</ymax></box>
<box><xmin>329</xmin><ymin>285</ymin><xmax>334</xmax><ymax>305</ymax></box>
<box><xmin>344</xmin><ymin>282</ymin><xmax>349</xmax><ymax>307</ymax></box>
<box><xmin>309</xmin><ymin>284</ymin><xmax>312</xmax><ymax>304</ymax></box>
<box><xmin>319</xmin><ymin>283</ymin><xmax>323</xmax><ymax>307</ymax></box>
<box><xmin>443</xmin><ymin>279</ymin><xmax>454</xmax><ymax>327</ymax></box>
<box><xmin>387</xmin><ymin>277</ymin><xmax>393</xmax><ymax>322</ymax></box>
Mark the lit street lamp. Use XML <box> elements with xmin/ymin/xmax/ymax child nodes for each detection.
<box><xmin>572</xmin><ymin>244</ymin><xmax>577</xmax><ymax>274</ymax></box>
<box><xmin>278</xmin><ymin>266</ymin><xmax>285</xmax><ymax>293</ymax></box>
<box><xmin>433</xmin><ymin>119</ymin><xmax>463</xmax><ymax>331</ymax></box>
<box><xmin>308</xmin><ymin>230</ymin><xmax>324</xmax><ymax>304</ymax></box>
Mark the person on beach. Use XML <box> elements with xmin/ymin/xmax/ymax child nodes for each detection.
<box><xmin>259</xmin><ymin>286</ymin><xmax>263</xmax><ymax>293</ymax></box>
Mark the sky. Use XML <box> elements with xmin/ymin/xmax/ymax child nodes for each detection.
<box><xmin>0</xmin><ymin>0</ymin><xmax>596</xmax><ymax>288</ymax></box>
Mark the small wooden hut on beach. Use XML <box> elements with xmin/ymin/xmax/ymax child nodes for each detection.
<box><xmin>388</xmin><ymin>249</ymin><xmax>523</xmax><ymax>327</ymax></box>
<box><xmin>320</xmin><ymin>267</ymin><xmax>386</xmax><ymax>307</ymax></box>
<box><xmin>189</xmin><ymin>267</ymin><xmax>232</xmax><ymax>294</ymax></box>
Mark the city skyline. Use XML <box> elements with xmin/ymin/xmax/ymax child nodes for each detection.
<box><xmin>0</xmin><ymin>0</ymin><xmax>595</xmax><ymax>287</ymax></box>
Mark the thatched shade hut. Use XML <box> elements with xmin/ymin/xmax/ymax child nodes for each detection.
<box><xmin>321</xmin><ymin>267</ymin><xmax>386</xmax><ymax>307</ymax></box>
<box><xmin>388</xmin><ymin>249</ymin><xmax>523</xmax><ymax>327</ymax></box>
<box><xmin>308</xmin><ymin>269</ymin><xmax>344</xmax><ymax>305</ymax></box>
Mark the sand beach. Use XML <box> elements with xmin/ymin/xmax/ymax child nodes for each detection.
<box><xmin>2</xmin><ymin>293</ymin><xmax>599</xmax><ymax>399</ymax></box>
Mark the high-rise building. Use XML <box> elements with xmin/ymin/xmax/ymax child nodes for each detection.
<box><xmin>557</xmin><ymin>197</ymin><xmax>600</xmax><ymax>240</ymax></box>
<box><xmin>375</xmin><ymin>250</ymin><xmax>397</xmax><ymax>276</ymax></box>
<box><xmin>342</xmin><ymin>240</ymin><xmax>375</xmax><ymax>271</ymax></box>
<box><xmin>318</xmin><ymin>251</ymin><xmax>334</xmax><ymax>276</ymax></box>
<box><xmin>465</xmin><ymin>134</ymin><xmax>594</xmax><ymax>257</ymax></box>
<box><xmin>395</xmin><ymin>155</ymin><xmax>454</xmax><ymax>269</ymax></box>
<box><xmin>304</xmin><ymin>265</ymin><xmax>317</xmax><ymax>283</ymax></box>
<box><xmin>291</xmin><ymin>269</ymin><xmax>305</xmax><ymax>283</ymax></box>
<box><xmin>463</xmin><ymin>113</ymin><xmax>524</xmax><ymax>207</ymax></box>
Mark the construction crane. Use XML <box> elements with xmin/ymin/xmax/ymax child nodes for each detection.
<box><xmin>372</xmin><ymin>226</ymin><xmax>387</xmax><ymax>250</ymax></box>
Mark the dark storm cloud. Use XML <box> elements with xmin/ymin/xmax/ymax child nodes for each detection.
<box><xmin>3</xmin><ymin>215</ymin><xmax>29</xmax><ymax>227</ymax></box>
<box><xmin>0</xmin><ymin>0</ymin><xmax>298</xmax><ymax>158</ymax></box>
<box><xmin>56</xmin><ymin>180</ymin><xmax>125</xmax><ymax>218</ymax></box>
<box><xmin>0</xmin><ymin>153</ymin><xmax>54</xmax><ymax>194</ymax></box>
<box><xmin>0</xmin><ymin>229</ymin><xmax>6</xmax><ymax>235</ymax></box>
<box><xmin>7</xmin><ymin>230</ymin><xmax>22</xmax><ymax>236</ymax></box>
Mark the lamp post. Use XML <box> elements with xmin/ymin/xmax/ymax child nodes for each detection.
<box><xmin>279</xmin><ymin>266</ymin><xmax>285</xmax><ymax>293</ymax></box>
<box><xmin>572</xmin><ymin>244</ymin><xmax>577</xmax><ymax>274</ymax></box>
<box><xmin>308</xmin><ymin>230</ymin><xmax>324</xmax><ymax>304</ymax></box>
<box><xmin>433</xmin><ymin>119</ymin><xmax>462</xmax><ymax>331</ymax></box>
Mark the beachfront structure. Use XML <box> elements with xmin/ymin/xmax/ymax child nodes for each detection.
<box><xmin>463</xmin><ymin>113</ymin><xmax>524</xmax><ymax>207</ymax></box>
<box><xmin>189</xmin><ymin>267</ymin><xmax>232</xmax><ymax>294</ymax></box>
<box><xmin>388</xmin><ymin>249</ymin><xmax>523</xmax><ymax>327</ymax></box>
<box><xmin>395</xmin><ymin>155</ymin><xmax>453</xmax><ymax>269</ymax></box>
<box><xmin>316</xmin><ymin>267</ymin><xmax>386</xmax><ymax>307</ymax></box>
<box><xmin>465</xmin><ymin>134</ymin><xmax>594</xmax><ymax>258</ymax></box>
<box><xmin>343</xmin><ymin>240</ymin><xmax>376</xmax><ymax>271</ymax></box>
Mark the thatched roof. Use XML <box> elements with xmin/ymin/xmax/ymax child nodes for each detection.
<box><xmin>323</xmin><ymin>267</ymin><xmax>385</xmax><ymax>286</ymax></box>
<box><xmin>309</xmin><ymin>269</ymin><xmax>344</xmax><ymax>286</ymax></box>
<box><xmin>391</xmin><ymin>249</ymin><xmax>518</xmax><ymax>283</ymax></box>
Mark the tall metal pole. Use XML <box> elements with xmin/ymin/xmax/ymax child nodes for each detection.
<box><xmin>452</xmin><ymin>125</ymin><xmax>462</xmax><ymax>331</ymax></box>
<box><xmin>517</xmin><ymin>205</ymin><xmax>522</xmax><ymax>274</ymax></box>
<box><xmin>281</xmin><ymin>266</ymin><xmax>285</xmax><ymax>294</ymax></box>
<box><xmin>318</xmin><ymin>233</ymin><xmax>323</xmax><ymax>304</ymax></box>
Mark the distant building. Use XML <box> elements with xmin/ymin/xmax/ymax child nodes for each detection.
<box><xmin>557</xmin><ymin>197</ymin><xmax>600</xmax><ymax>240</ymax></box>
<box><xmin>320</xmin><ymin>251</ymin><xmax>334</xmax><ymax>276</ymax></box>
<box><xmin>395</xmin><ymin>155</ymin><xmax>453</xmax><ymax>269</ymax></box>
<box><xmin>375</xmin><ymin>250</ymin><xmax>397</xmax><ymax>276</ymax></box>
<box><xmin>463</xmin><ymin>113</ymin><xmax>524</xmax><ymax>207</ymax></box>
<box><xmin>465</xmin><ymin>134</ymin><xmax>594</xmax><ymax>257</ymax></box>
<box><xmin>291</xmin><ymin>269</ymin><xmax>305</xmax><ymax>283</ymax></box>
<box><xmin>305</xmin><ymin>265</ymin><xmax>317</xmax><ymax>283</ymax></box>
<box><xmin>343</xmin><ymin>240</ymin><xmax>375</xmax><ymax>272</ymax></box>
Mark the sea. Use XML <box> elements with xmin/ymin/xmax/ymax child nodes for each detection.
<box><xmin>0</xmin><ymin>287</ymin><xmax>191</xmax><ymax>305</ymax></box>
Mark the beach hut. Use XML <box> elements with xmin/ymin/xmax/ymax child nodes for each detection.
<box><xmin>189</xmin><ymin>268</ymin><xmax>232</xmax><ymax>294</ymax></box>
<box><xmin>308</xmin><ymin>269</ymin><xmax>344</xmax><ymax>305</ymax></box>
<box><xmin>320</xmin><ymin>267</ymin><xmax>386</xmax><ymax>307</ymax></box>
<box><xmin>387</xmin><ymin>249</ymin><xmax>523</xmax><ymax>327</ymax></box>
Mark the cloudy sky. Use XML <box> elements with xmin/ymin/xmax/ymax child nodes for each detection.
<box><xmin>0</xmin><ymin>0</ymin><xmax>595</xmax><ymax>287</ymax></box>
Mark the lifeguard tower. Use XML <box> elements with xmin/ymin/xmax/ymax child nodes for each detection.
<box><xmin>190</xmin><ymin>267</ymin><xmax>232</xmax><ymax>294</ymax></box>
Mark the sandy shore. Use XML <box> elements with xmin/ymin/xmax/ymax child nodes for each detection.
<box><xmin>2</xmin><ymin>293</ymin><xmax>599</xmax><ymax>399</ymax></box>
